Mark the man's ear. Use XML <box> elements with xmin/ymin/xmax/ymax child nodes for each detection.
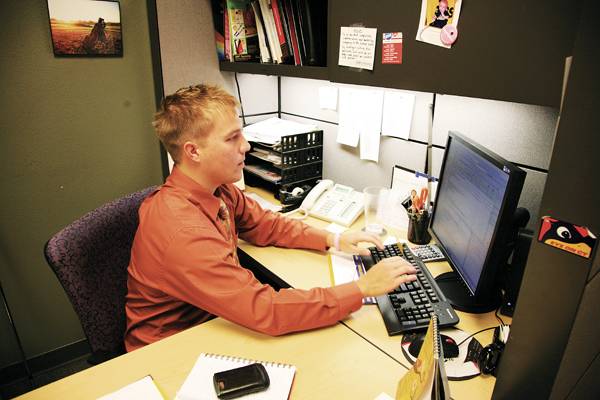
<box><xmin>182</xmin><ymin>141</ymin><xmax>202</xmax><ymax>163</ymax></box>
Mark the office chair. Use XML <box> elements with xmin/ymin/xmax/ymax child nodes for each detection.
<box><xmin>44</xmin><ymin>186</ymin><xmax>157</xmax><ymax>365</ymax></box>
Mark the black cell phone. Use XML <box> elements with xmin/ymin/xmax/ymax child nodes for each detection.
<box><xmin>213</xmin><ymin>363</ymin><xmax>270</xmax><ymax>399</ymax></box>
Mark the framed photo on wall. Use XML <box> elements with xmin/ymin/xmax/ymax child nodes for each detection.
<box><xmin>47</xmin><ymin>0</ymin><xmax>123</xmax><ymax>56</ymax></box>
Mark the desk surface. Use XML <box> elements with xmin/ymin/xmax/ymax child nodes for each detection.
<box><xmin>238</xmin><ymin>187</ymin><xmax>507</xmax><ymax>399</ymax></box>
<box><xmin>18</xmin><ymin>318</ymin><xmax>407</xmax><ymax>400</ymax></box>
<box><xmin>20</xmin><ymin>186</ymin><xmax>502</xmax><ymax>399</ymax></box>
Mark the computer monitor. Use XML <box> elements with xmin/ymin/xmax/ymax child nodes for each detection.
<box><xmin>429</xmin><ymin>131</ymin><xmax>526</xmax><ymax>313</ymax></box>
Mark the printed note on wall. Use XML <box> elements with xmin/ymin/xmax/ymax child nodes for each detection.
<box><xmin>338</xmin><ymin>26</ymin><xmax>377</xmax><ymax>70</ymax></box>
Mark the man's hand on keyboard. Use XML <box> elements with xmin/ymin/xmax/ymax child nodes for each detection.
<box><xmin>336</xmin><ymin>231</ymin><xmax>384</xmax><ymax>256</ymax></box>
<box><xmin>356</xmin><ymin>257</ymin><xmax>417</xmax><ymax>297</ymax></box>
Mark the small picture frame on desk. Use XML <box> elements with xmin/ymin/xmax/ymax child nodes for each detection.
<box><xmin>47</xmin><ymin>0</ymin><xmax>123</xmax><ymax>57</ymax></box>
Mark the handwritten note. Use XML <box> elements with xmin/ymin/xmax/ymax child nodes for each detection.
<box><xmin>338</xmin><ymin>26</ymin><xmax>377</xmax><ymax>70</ymax></box>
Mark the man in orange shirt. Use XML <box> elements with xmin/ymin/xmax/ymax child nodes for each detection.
<box><xmin>125</xmin><ymin>84</ymin><xmax>417</xmax><ymax>351</ymax></box>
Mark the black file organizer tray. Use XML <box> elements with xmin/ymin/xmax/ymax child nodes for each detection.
<box><xmin>244</xmin><ymin>130</ymin><xmax>324</xmax><ymax>197</ymax></box>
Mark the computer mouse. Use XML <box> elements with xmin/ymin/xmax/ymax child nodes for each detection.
<box><xmin>407</xmin><ymin>333</ymin><xmax>459</xmax><ymax>359</ymax></box>
<box><xmin>440</xmin><ymin>334</ymin><xmax>459</xmax><ymax>358</ymax></box>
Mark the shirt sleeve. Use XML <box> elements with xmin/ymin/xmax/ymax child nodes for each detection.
<box><xmin>159</xmin><ymin>226</ymin><xmax>363</xmax><ymax>336</ymax></box>
<box><xmin>228</xmin><ymin>186</ymin><xmax>329</xmax><ymax>251</ymax></box>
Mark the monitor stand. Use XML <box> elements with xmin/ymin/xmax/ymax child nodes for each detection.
<box><xmin>435</xmin><ymin>272</ymin><xmax>501</xmax><ymax>313</ymax></box>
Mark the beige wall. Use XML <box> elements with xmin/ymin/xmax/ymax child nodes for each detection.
<box><xmin>0</xmin><ymin>0</ymin><xmax>163</xmax><ymax>367</ymax></box>
<box><xmin>155</xmin><ymin>0</ymin><xmax>233</xmax><ymax>171</ymax></box>
<box><xmin>156</xmin><ymin>0</ymin><xmax>232</xmax><ymax>95</ymax></box>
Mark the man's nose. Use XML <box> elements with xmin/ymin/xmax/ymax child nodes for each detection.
<box><xmin>241</xmin><ymin>136</ymin><xmax>251</xmax><ymax>153</ymax></box>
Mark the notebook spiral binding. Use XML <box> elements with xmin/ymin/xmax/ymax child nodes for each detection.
<box><xmin>432</xmin><ymin>314</ymin><xmax>441</xmax><ymax>359</ymax></box>
<box><xmin>203</xmin><ymin>353</ymin><xmax>295</xmax><ymax>369</ymax></box>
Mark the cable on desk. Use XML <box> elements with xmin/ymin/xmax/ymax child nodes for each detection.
<box><xmin>456</xmin><ymin>326</ymin><xmax>497</xmax><ymax>347</ymax></box>
<box><xmin>234</xmin><ymin>72</ymin><xmax>246</xmax><ymax>126</ymax></box>
<box><xmin>495</xmin><ymin>306</ymin><xmax>506</xmax><ymax>327</ymax></box>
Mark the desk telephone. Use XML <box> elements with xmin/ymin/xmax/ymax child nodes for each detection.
<box><xmin>299</xmin><ymin>179</ymin><xmax>364</xmax><ymax>226</ymax></box>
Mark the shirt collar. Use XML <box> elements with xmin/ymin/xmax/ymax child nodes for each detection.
<box><xmin>166</xmin><ymin>165</ymin><xmax>223</xmax><ymax>220</ymax></box>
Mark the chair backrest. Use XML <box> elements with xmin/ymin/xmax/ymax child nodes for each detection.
<box><xmin>44</xmin><ymin>186</ymin><xmax>157</xmax><ymax>364</ymax></box>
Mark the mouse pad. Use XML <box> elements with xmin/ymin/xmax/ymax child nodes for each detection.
<box><xmin>401</xmin><ymin>328</ymin><xmax>480</xmax><ymax>380</ymax></box>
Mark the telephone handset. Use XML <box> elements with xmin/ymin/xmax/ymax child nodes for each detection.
<box><xmin>299</xmin><ymin>179</ymin><xmax>364</xmax><ymax>226</ymax></box>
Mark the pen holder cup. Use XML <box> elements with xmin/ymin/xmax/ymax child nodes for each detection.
<box><xmin>407</xmin><ymin>212</ymin><xmax>432</xmax><ymax>245</ymax></box>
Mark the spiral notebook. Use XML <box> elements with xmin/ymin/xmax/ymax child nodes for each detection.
<box><xmin>176</xmin><ymin>353</ymin><xmax>296</xmax><ymax>400</ymax></box>
<box><xmin>396</xmin><ymin>315</ymin><xmax>450</xmax><ymax>400</ymax></box>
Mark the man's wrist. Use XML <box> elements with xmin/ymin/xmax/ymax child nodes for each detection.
<box><xmin>326</xmin><ymin>232</ymin><xmax>334</xmax><ymax>249</ymax></box>
<box><xmin>326</xmin><ymin>232</ymin><xmax>341</xmax><ymax>251</ymax></box>
<box><xmin>355</xmin><ymin>278</ymin><xmax>368</xmax><ymax>297</ymax></box>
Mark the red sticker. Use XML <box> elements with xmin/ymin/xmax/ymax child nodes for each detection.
<box><xmin>538</xmin><ymin>216</ymin><xmax>597</xmax><ymax>259</ymax></box>
<box><xmin>382</xmin><ymin>32</ymin><xmax>403</xmax><ymax>64</ymax></box>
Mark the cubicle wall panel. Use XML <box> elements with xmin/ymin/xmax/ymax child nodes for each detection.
<box><xmin>431</xmin><ymin>148</ymin><xmax>545</xmax><ymax>231</ymax></box>
<box><xmin>283</xmin><ymin>115</ymin><xmax>426</xmax><ymax>190</ymax></box>
<box><xmin>156</xmin><ymin>0</ymin><xmax>227</xmax><ymax>94</ymax></box>
<box><xmin>328</xmin><ymin>0</ymin><xmax>580</xmax><ymax>107</ymax></box>
<box><xmin>235</xmin><ymin>73</ymin><xmax>279</xmax><ymax>115</ymax></box>
<box><xmin>432</xmin><ymin>94</ymin><xmax>558</xmax><ymax>170</ymax></box>
<box><xmin>280</xmin><ymin>77</ymin><xmax>339</xmax><ymax>124</ymax></box>
<box><xmin>280</xmin><ymin>77</ymin><xmax>434</xmax><ymax>143</ymax></box>
<box><xmin>550</xmin><ymin>273</ymin><xmax>600</xmax><ymax>400</ymax></box>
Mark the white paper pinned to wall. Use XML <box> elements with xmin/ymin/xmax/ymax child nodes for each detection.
<box><xmin>382</xmin><ymin>91</ymin><xmax>416</xmax><ymax>140</ymax></box>
<box><xmin>359</xmin><ymin>89</ymin><xmax>384</xmax><ymax>162</ymax></box>
<box><xmin>319</xmin><ymin>86</ymin><xmax>338</xmax><ymax>110</ymax></box>
<box><xmin>338</xmin><ymin>26</ymin><xmax>378</xmax><ymax>70</ymax></box>
<box><xmin>336</xmin><ymin>87</ymin><xmax>360</xmax><ymax>147</ymax></box>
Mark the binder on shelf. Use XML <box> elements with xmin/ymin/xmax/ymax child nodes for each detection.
<box><xmin>396</xmin><ymin>316</ymin><xmax>450</xmax><ymax>400</ymax></box>
<box><xmin>211</xmin><ymin>0</ymin><xmax>226</xmax><ymax>61</ymax></box>
<box><xmin>223</xmin><ymin>0</ymin><xmax>232</xmax><ymax>61</ymax></box>
<box><xmin>176</xmin><ymin>353</ymin><xmax>296</xmax><ymax>400</ymax></box>
<box><xmin>250</xmin><ymin>0</ymin><xmax>272</xmax><ymax>63</ymax></box>
<box><xmin>269</xmin><ymin>0</ymin><xmax>293</xmax><ymax>63</ymax></box>
<box><xmin>226</xmin><ymin>0</ymin><xmax>260</xmax><ymax>62</ymax></box>
<box><xmin>289</xmin><ymin>0</ymin><xmax>307</xmax><ymax>65</ymax></box>
<box><xmin>258</xmin><ymin>0</ymin><xmax>282</xmax><ymax>63</ymax></box>
<box><xmin>282</xmin><ymin>0</ymin><xmax>302</xmax><ymax>65</ymax></box>
<box><xmin>296</xmin><ymin>0</ymin><xmax>326</xmax><ymax>66</ymax></box>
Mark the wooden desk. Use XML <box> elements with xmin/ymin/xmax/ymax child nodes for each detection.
<box><xmin>238</xmin><ymin>187</ymin><xmax>506</xmax><ymax>399</ymax></box>
<box><xmin>18</xmin><ymin>318</ymin><xmax>407</xmax><ymax>400</ymax></box>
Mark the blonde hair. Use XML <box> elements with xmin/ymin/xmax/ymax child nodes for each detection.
<box><xmin>153</xmin><ymin>84</ymin><xmax>239</xmax><ymax>163</ymax></box>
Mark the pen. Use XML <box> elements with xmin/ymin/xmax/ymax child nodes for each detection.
<box><xmin>419</xmin><ymin>187</ymin><xmax>428</xmax><ymax>210</ymax></box>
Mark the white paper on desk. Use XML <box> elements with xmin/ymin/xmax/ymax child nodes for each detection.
<box><xmin>381</xmin><ymin>91</ymin><xmax>415</xmax><ymax>140</ymax></box>
<box><xmin>359</xmin><ymin>89</ymin><xmax>384</xmax><ymax>162</ymax></box>
<box><xmin>97</xmin><ymin>375</ymin><xmax>164</xmax><ymax>400</ymax></box>
<box><xmin>319</xmin><ymin>86</ymin><xmax>338</xmax><ymax>110</ymax></box>
<box><xmin>329</xmin><ymin>253</ymin><xmax>359</xmax><ymax>286</ymax></box>
<box><xmin>337</xmin><ymin>87</ymin><xmax>360</xmax><ymax>147</ymax></box>
<box><xmin>177</xmin><ymin>353</ymin><xmax>295</xmax><ymax>400</ymax></box>
<box><xmin>245</xmin><ymin>192</ymin><xmax>282</xmax><ymax>212</ymax></box>
<box><xmin>374</xmin><ymin>393</ymin><xmax>394</xmax><ymax>400</ymax></box>
<box><xmin>338</xmin><ymin>26</ymin><xmax>377</xmax><ymax>70</ymax></box>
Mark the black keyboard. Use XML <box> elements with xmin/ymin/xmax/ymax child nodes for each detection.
<box><xmin>360</xmin><ymin>242</ymin><xmax>460</xmax><ymax>335</ymax></box>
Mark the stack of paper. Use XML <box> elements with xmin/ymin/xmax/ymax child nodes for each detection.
<box><xmin>243</xmin><ymin>117</ymin><xmax>317</xmax><ymax>144</ymax></box>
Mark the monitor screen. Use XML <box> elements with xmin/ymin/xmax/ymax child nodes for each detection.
<box><xmin>429</xmin><ymin>132</ymin><xmax>525</xmax><ymax>311</ymax></box>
